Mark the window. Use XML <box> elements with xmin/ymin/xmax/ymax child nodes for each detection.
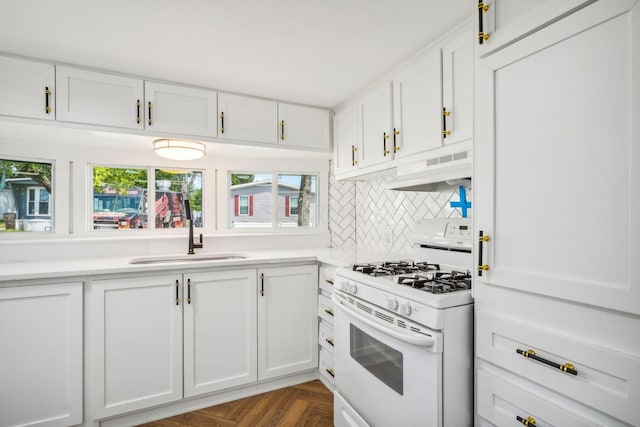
<box><xmin>154</xmin><ymin>169</ymin><xmax>203</xmax><ymax>229</ymax></box>
<box><xmin>289</xmin><ymin>196</ymin><xmax>299</xmax><ymax>216</ymax></box>
<box><xmin>27</xmin><ymin>187</ymin><xmax>51</xmax><ymax>216</ymax></box>
<box><xmin>278</xmin><ymin>174</ymin><xmax>317</xmax><ymax>227</ymax></box>
<box><xmin>92</xmin><ymin>166</ymin><xmax>203</xmax><ymax>231</ymax></box>
<box><xmin>229</xmin><ymin>172</ymin><xmax>317</xmax><ymax>229</ymax></box>
<box><xmin>230</xmin><ymin>173</ymin><xmax>269</xmax><ymax>228</ymax></box>
<box><xmin>0</xmin><ymin>158</ymin><xmax>53</xmax><ymax>233</ymax></box>
<box><xmin>238</xmin><ymin>195</ymin><xmax>249</xmax><ymax>215</ymax></box>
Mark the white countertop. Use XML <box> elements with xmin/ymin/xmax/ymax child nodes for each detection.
<box><xmin>0</xmin><ymin>246</ymin><xmax>411</xmax><ymax>283</ymax></box>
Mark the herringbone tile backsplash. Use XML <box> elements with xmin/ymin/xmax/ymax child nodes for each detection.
<box><xmin>328</xmin><ymin>161</ymin><xmax>470</xmax><ymax>253</ymax></box>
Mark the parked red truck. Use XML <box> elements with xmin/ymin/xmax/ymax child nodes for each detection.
<box><xmin>93</xmin><ymin>188</ymin><xmax>185</xmax><ymax>230</ymax></box>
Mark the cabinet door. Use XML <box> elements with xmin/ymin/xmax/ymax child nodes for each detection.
<box><xmin>278</xmin><ymin>103</ymin><xmax>331</xmax><ymax>150</ymax></box>
<box><xmin>442</xmin><ymin>27</ymin><xmax>473</xmax><ymax>146</ymax></box>
<box><xmin>89</xmin><ymin>275</ymin><xmax>183</xmax><ymax>418</ymax></box>
<box><xmin>0</xmin><ymin>283</ymin><xmax>82</xmax><ymax>427</ymax></box>
<box><xmin>183</xmin><ymin>269</ymin><xmax>257</xmax><ymax>397</ymax></box>
<box><xmin>392</xmin><ymin>50</ymin><xmax>442</xmax><ymax>158</ymax></box>
<box><xmin>56</xmin><ymin>66</ymin><xmax>144</xmax><ymax>129</ymax></box>
<box><xmin>258</xmin><ymin>264</ymin><xmax>318</xmax><ymax>380</ymax></box>
<box><xmin>145</xmin><ymin>81</ymin><xmax>217</xmax><ymax>137</ymax></box>
<box><xmin>358</xmin><ymin>82</ymin><xmax>393</xmax><ymax>168</ymax></box>
<box><xmin>0</xmin><ymin>56</ymin><xmax>55</xmax><ymax>120</ymax></box>
<box><xmin>333</xmin><ymin>103</ymin><xmax>359</xmax><ymax>176</ymax></box>
<box><xmin>475</xmin><ymin>0</ymin><xmax>593</xmax><ymax>58</ymax></box>
<box><xmin>217</xmin><ymin>92</ymin><xmax>278</xmax><ymax>144</ymax></box>
<box><xmin>475</xmin><ymin>0</ymin><xmax>640</xmax><ymax>314</ymax></box>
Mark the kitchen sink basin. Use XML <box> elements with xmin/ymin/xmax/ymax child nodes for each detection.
<box><xmin>129</xmin><ymin>253</ymin><xmax>248</xmax><ymax>265</ymax></box>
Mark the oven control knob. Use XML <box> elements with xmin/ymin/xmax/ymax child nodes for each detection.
<box><xmin>402</xmin><ymin>303</ymin><xmax>412</xmax><ymax>316</ymax></box>
<box><xmin>349</xmin><ymin>283</ymin><xmax>358</xmax><ymax>294</ymax></box>
<box><xmin>340</xmin><ymin>281</ymin><xmax>349</xmax><ymax>292</ymax></box>
<box><xmin>386</xmin><ymin>298</ymin><xmax>399</xmax><ymax>310</ymax></box>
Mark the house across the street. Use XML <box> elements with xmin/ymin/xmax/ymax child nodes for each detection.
<box><xmin>230</xmin><ymin>179</ymin><xmax>316</xmax><ymax>228</ymax></box>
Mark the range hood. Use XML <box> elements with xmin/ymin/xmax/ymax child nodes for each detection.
<box><xmin>387</xmin><ymin>142</ymin><xmax>472</xmax><ymax>192</ymax></box>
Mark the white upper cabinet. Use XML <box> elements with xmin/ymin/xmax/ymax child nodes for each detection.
<box><xmin>217</xmin><ymin>92</ymin><xmax>278</xmax><ymax>144</ymax></box>
<box><xmin>277</xmin><ymin>103</ymin><xmax>330</xmax><ymax>150</ymax></box>
<box><xmin>144</xmin><ymin>81</ymin><xmax>217</xmax><ymax>137</ymax></box>
<box><xmin>475</xmin><ymin>0</ymin><xmax>640</xmax><ymax>315</ymax></box>
<box><xmin>357</xmin><ymin>81</ymin><xmax>393</xmax><ymax>168</ymax></box>
<box><xmin>475</xmin><ymin>0</ymin><xmax>595</xmax><ymax>57</ymax></box>
<box><xmin>56</xmin><ymin>66</ymin><xmax>144</xmax><ymax>129</ymax></box>
<box><xmin>333</xmin><ymin>23</ymin><xmax>473</xmax><ymax>180</ymax></box>
<box><xmin>0</xmin><ymin>56</ymin><xmax>55</xmax><ymax>120</ymax></box>
<box><xmin>442</xmin><ymin>27</ymin><xmax>473</xmax><ymax>146</ymax></box>
<box><xmin>333</xmin><ymin>103</ymin><xmax>359</xmax><ymax>176</ymax></box>
<box><xmin>392</xmin><ymin>49</ymin><xmax>442</xmax><ymax>159</ymax></box>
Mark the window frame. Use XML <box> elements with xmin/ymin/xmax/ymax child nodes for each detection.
<box><xmin>238</xmin><ymin>195</ymin><xmax>249</xmax><ymax>216</ymax></box>
<box><xmin>89</xmin><ymin>164</ymin><xmax>205</xmax><ymax>234</ymax></box>
<box><xmin>228</xmin><ymin>171</ymin><xmax>319</xmax><ymax>230</ymax></box>
<box><xmin>289</xmin><ymin>196</ymin><xmax>299</xmax><ymax>216</ymax></box>
<box><xmin>27</xmin><ymin>186</ymin><xmax>51</xmax><ymax>217</ymax></box>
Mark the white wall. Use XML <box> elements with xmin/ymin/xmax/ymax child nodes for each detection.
<box><xmin>0</xmin><ymin>120</ymin><xmax>330</xmax><ymax>262</ymax></box>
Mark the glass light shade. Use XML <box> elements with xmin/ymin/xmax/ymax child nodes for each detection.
<box><xmin>153</xmin><ymin>139</ymin><xmax>206</xmax><ymax>160</ymax></box>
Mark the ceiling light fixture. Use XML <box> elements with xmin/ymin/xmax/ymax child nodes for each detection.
<box><xmin>153</xmin><ymin>139</ymin><xmax>206</xmax><ymax>160</ymax></box>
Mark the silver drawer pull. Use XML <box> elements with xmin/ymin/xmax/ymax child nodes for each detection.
<box><xmin>325</xmin><ymin>279</ymin><xmax>334</xmax><ymax>285</ymax></box>
<box><xmin>516</xmin><ymin>348</ymin><xmax>578</xmax><ymax>376</ymax></box>
<box><xmin>324</xmin><ymin>308</ymin><xmax>334</xmax><ymax>316</ymax></box>
<box><xmin>325</xmin><ymin>338</ymin><xmax>334</xmax><ymax>346</ymax></box>
<box><xmin>326</xmin><ymin>368</ymin><xmax>335</xmax><ymax>377</ymax></box>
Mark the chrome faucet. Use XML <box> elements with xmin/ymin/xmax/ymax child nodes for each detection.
<box><xmin>184</xmin><ymin>199</ymin><xmax>203</xmax><ymax>255</ymax></box>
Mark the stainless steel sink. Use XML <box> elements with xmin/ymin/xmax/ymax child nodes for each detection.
<box><xmin>129</xmin><ymin>253</ymin><xmax>248</xmax><ymax>265</ymax></box>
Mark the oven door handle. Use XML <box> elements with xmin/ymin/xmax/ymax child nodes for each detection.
<box><xmin>331</xmin><ymin>294</ymin><xmax>435</xmax><ymax>348</ymax></box>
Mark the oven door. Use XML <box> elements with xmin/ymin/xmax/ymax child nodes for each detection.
<box><xmin>332</xmin><ymin>291</ymin><xmax>443</xmax><ymax>427</ymax></box>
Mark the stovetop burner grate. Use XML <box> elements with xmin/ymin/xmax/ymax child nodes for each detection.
<box><xmin>397</xmin><ymin>270</ymin><xmax>471</xmax><ymax>293</ymax></box>
<box><xmin>351</xmin><ymin>261</ymin><xmax>471</xmax><ymax>294</ymax></box>
<box><xmin>352</xmin><ymin>261</ymin><xmax>441</xmax><ymax>277</ymax></box>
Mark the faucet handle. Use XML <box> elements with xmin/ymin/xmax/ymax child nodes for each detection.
<box><xmin>194</xmin><ymin>233</ymin><xmax>203</xmax><ymax>249</ymax></box>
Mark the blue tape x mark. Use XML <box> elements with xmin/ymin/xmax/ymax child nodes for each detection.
<box><xmin>449</xmin><ymin>185</ymin><xmax>471</xmax><ymax>218</ymax></box>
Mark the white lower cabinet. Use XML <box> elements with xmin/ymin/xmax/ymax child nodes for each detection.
<box><xmin>0</xmin><ymin>282</ymin><xmax>83</xmax><ymax>427</ymax></box>
<box><xmin>318</xmin><ymin>264</ymin><xmax>336</xmax><ymax>389</ymax></box>
<box><xmin>89</xmin><ymin>265</ymin><xmax>318</xmax><ymax>419</ymax></box>
<box><xmin>477</xmin><ymin>367</ymin><xmax>628</xmax><ymax>427</ymax></box>
<box><xmin>319</xmin><ymin>348</ymin><xmax>335</xmax><ymax>387</ymax></box>
<box><xmin>183</xmin><ymin>269</ymin><xmax>257</xmax><ymax>397</ymax></box>
<box><xmin>476</xmin><ymin>309</ymin><xmax>640</xmax><ymax>423</ymax></box>
<box><xmin>258</xmin><ymin>265</ymin><xmax>318</xmax><ymax>380</ymax></box>
<box><xmin>89</xmin><ymin>275</ymin><xmax>183</xmax><ymax>418</ymax></box>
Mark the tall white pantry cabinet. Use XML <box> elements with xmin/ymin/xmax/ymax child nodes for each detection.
<box><xmin>474</xmin><ymin>1</ymin><xmax>640</xmax><ymax>426</ymax></box>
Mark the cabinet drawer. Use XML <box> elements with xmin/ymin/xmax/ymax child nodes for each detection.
<box><xmin>477</xmin><ymin>310</ymin><xmax>639</xmax><ymax>425</ymax></box>
<box><xmin>477</xmin><ymin>368</ymin><xmax>627</xmax><ymax>427</ymax></box>
<box><xmin>319</xmin><ymin>265</ymin><xmax>337</xmax><ymax>294</ymax></box>
<box><xmin>319</xmin><ymin>347</ymin><xmax>335</xmax><ymax>386</ymax></box>
<box><xmin>318</xmin><ymin>294</ymin><xmax>334</xmax><ymax>324</ymax></box>
<box><xmin>319</xmin><ymin>321</ymin><xmax>335</xmax><ymax>355</ymax></box>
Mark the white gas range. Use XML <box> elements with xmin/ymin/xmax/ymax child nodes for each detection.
<box><xmin>332</xmin><ymin>218</ymin><xmax>473</xmax><ymax>427</ymax></box>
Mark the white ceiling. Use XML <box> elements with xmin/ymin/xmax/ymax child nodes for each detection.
<box><xmin>0</xmin><ymin>0</ymin><xmax>470</xmax><ymax>109</ymax></box>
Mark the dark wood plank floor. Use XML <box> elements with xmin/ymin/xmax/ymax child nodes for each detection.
<box><xmin>138</xmin><ymin>380</ymin><xmax>333</xmax><ymax>427</ymax></box>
